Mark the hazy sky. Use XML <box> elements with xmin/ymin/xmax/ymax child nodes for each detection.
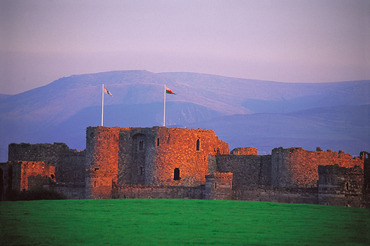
<box><xmin>1</xmin><ymin>0</ymin><xmax>369</xmax><ymax>94</ymax></box>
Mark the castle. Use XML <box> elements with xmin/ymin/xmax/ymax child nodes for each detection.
<box><xmin>1</xmin><ymin>126</ymin><xmax>369</xmax><ymax>207</ymax></box>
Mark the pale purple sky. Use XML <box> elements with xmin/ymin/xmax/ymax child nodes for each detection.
<box><xmin>1</xmin><ymin>0</ymin><xmax>369</xmax><ymax>94</ymax></box>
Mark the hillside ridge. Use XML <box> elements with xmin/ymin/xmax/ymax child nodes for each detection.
<box><xmin>0</xmin><ymin>70</ymin><xmax>369</xmax><ymax>161</ymax></box>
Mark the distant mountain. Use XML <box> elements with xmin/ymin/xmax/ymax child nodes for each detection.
<box><xmin>0</xmin><ymin>70</ymin><xmax>369</xmax><ymax>161</ymax></box>
<box><xmin>189</xmin><ymin>104</ymin><xmax>370</xmax><ymax>155</ymax></box>
<box><xmin>0</xmin><ymin>94</ymin><xmax>11</xmax><ymax>102</ymax></box>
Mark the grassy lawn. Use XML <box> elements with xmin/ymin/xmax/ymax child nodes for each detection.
<box><xmin>0</xmin><ymin>199</ymin><xmax>369</xmax><ymax>245</ymax></box>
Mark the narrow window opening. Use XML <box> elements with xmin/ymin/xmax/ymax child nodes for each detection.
<box><xmin>156</xmin><ymin>138</ymin><xmax>160</xmax><ymax>146</ymax></box>
<box><xmin>94</xmin><ymin>168</ymin><xmax>99</xmax><ymax>171</ymax></box>
<box><xmin>345</xmin><ymin>181</ymin><xmax>350</xmax><ymax>190</ymax></box>
<box><xmin>174</xmin><ymin>168</ymin><xmax>180</xmax><ymax>180</ymax></box>
<box><xmin>196</xmin><ymin>139</ymin><xmax>200</xmax><ymax>151</ymax></box>
<box><xmin>93</xmin><ymin>181</ymin><xmax>97</xmax><ymax>187</ymax></box>
<box><xmin>140</xmin><ymin>167</ymin><xmax>144</xmax><ymax>175</ymax></box>
<box><xmin>139</xmin><ymin>140</ymin><xmax>144</xmax><ymax>150</ymax></box>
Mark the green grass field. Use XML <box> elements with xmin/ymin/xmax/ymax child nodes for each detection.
<box><xmin>0</xmin><ymin>199</ymin><xmax>369</xmax><ymax>245</ymax></box>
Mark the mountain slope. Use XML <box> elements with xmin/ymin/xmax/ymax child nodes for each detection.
<box><xmin>189</xmin><ymin>104</ymin><xmax>370</xmax><ymax>155</ymax></box>
<box><xmin>0</xmin><ymin>70</ymin><xmax>369</xmax><ymax>161</ymax></box>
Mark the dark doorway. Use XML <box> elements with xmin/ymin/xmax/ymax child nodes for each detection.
<box><xmin>174</xmin><ymin>168</ymin><xmax>180</xmax><ymax>180</ymax></box>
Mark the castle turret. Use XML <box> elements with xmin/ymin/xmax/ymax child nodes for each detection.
<box><xmin>85</xmin><ymin>126</ymin><xmax>122</xmax><ymax>199</ymax></box>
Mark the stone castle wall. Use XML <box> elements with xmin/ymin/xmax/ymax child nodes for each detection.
<box><xmin>112</xmin><ymin>185</ymin><xmax>204</xmax><ymax>199</ymax></box>
<box><xmin>118</xmin><ymin>127</ymin><xmax>159</xmax><ymax>185</ymax></box>
<box><xmin>8</xmin><ymin>142</ymin><xmax>85</xmax><ymax>185</ymax></box>
<box><xmin>210</xmin><ymin>155</ymin><xmax>272</xmax><ymax>188</ymax></box>
<box><xmin>233</xmin><ymin>186</ymin><xmax>318</xmax><ymax>204</ymax></box>
<box><xmin>4</xmin><ymin>126</ymin><xmax>368</xmax><ymax>207</ymax></box>
<box><xmin>205</xmin><ymin>172</ymin><xmax>233</xmax><ymax>200</ymax></box>
<box><xmin>231</xmin><ymin>147</ymin><xmax>257</xmax><ymax>155</ymax></box>
<box><xmin>152</xmin><ymin>127</ymin><xmax>229</xmax><ymax>187</ymax></box>
<box><xmin>271</xmin><ymin>147</ymin><xmax>364</xmax><ymax>188</ymax></box>
<box><xmin>0</xmin><ymin>161</ymin><xmax>55</xmax><ymax>195</ymax></box>
<box><xmin>318</xmin><ymin>164</ymin><xmax>364</xmax><ymax>207</ymax></box>
<box><xmin>8</xmin><ymin>142</ymin><xmax>70</xmax><ymax>163</ymax></box>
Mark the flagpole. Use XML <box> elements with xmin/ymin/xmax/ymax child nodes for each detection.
<box><xmin>163</xmin><ymin>85</ymin><xmax>166</xmax><ymax>127</ymax></box>
<box><xmin>101</xmin><ymin>84</ymin><xmax>104</xmax><ymax>126</ymax></box>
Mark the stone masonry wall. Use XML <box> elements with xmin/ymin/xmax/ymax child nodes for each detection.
<box><xmin>118</xmin><ymin>127</ymin><xmax>158</xmax><ymax>185</ymax></box>
<box><xmin>8</xmin><ymin>142</ymin><xmax>70</xmax><ymax>163</ymax></box>
<box><xmin>10</xmin><ymin>161</ymin><xmax>55</xmax><ymax>191</ymax></box>
<box><xmin>8</xmin><ymin>142</ymin><xmax>85</xmax><ymax>185</ymax></box>
<box><xmin>85</xmin><ymin>126</ymin><xmax>124</xmax><ymax>199</ymax></box>
<box><xmin>205</xmin><ymin>172</ymin><xmax>233</xmax><ymax>200</ymax></box>
<box><xmin>212</xmin><ymin>155</ymin><xmax>272</xmax><ymax>188</ymax></box>
<box><xmin>271</xmin><ymin>147</ymin><xmax>364</xmax><ymax>188</ymax></box>
<box><xmin>233</xmin><ymin>186</ymin><xmax>318</xmax><ymax>204</ymax></box>
<box><xmin>231</xmin><ymin>147</ymin><xmax>257</xmax><ymax>155</ymax></box>
<box><xmin>112</xmin><ymin>185</ymin><xmax>204</xmax><ymax>199</ymax></box>
<box><xmin>152</xmin><ymin>127</ymin><xmax>229</xmax><ymax>186</ymax></box>
<box><xmin>57</xmin><ymin>151</ymin><xmax>86</xmax><ymax>185</ymax></box>
<box><xmin>318</xmin><ymin>164</ymin><xmax>364</xmax><ymax>207</ymax></box>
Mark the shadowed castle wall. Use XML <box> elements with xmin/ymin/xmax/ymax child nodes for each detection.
<box><xmin>8</xmin><ymin>143</ymin><xmax>85</xmax><ymax>185</ymax></box>
<box><xmin>210</xmin><ymin>154</ymin><xmax>272</xmax><ymax>188</ymax></box>
<box><xmin>0</xmin><ymin>161</ymin><xmax>55</xmax><ymax>199</ymax></box>
<box><xmin>205</xmin><ymin>172</ymin><xmax>233</xmax><ymax>200</ymax></box>
<box><xmin>112</xmin><ymin>185</ymin><xmax>204</xmax><ymax>199</ymax></box>
<box><xmin>118</xmin><ymin>127</ymin><xmax>158</xmax><ymax>185</ymax></box>
<box><xmin>318</xmin><ymin>164</ymin><xmax>363</xmax><ymax>207</ymax></box>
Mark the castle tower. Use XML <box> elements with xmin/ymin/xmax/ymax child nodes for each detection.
<box><xmin>118</xmin><ymin>127</ymin><xmax>230</xmax><ymax>187</ymax></box>
<box><xmin>151</xmin><ymin>127</ymin><xmax>229</xmax><ymax>186</ymax></box>
<box><xmin>86</xmin><ymin>126</ymin><xmax>230</xmax><ymax>197</ymax></box>
<box><xmin>271</xmin><ymin>147</ymin><xmax>364</xmax><ymax>188</ymax></box>
<box><xmin>85</xmin><ymin>126</ymin><xmax>123</xmax><ymax>199</ymax></box>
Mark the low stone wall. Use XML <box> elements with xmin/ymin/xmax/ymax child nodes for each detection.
<box><xmin>233</xmin><ymin>186</ymin><xmax>318</xmax><ymax>204</ymax></box>
<box><xmin>54</xmin><ymin>183</ymin><xmax>86</xmax><ymax>199</ymax></box>
<box><xmin>112</xmin><ymin>185</ymin><xmax>205</xmax><ymax>199</ymax></box>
